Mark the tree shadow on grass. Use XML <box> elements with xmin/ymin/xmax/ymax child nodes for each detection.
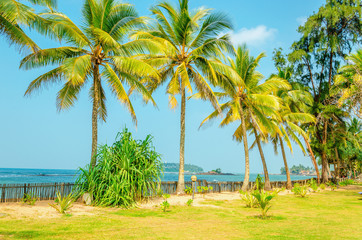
<box><xmin>246</xmin><ymin>215</ymin><xmax>286</xmax><ymax>221</ymax></box>
<box><xmin>0</xmin><ymin>230</ymin><xmax>42</xmax><ymax>239</ymax></box>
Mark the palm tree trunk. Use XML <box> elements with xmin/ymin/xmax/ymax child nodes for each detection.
<box><xmin>321</xmin><ymin>121</ymin><xmax>329</xmax><ymax>183</ymax></box>
<box><xmin>335</xmin><ymin>147</ymin><xmax>340</xmax><ymax>179</ymax></box>
<box><xmin>279</xmin><ymin>135</ymin><xmax>292</xmax><ymax>190</ymax></box>
<box><xmin>176</xmin><ymin>88</ymin><xmax>186</xmax><ymax>194</ymax></box>
<box><xmin>303</xmin><ymin>136</ymin><xmax>320</xmax><ymax>184</ymax></box>
<box><xmin>240</xmin><ymin>104</ymin><xmax>250</xmax><ymax>191</ymax></box>
<box><xmin>90</xmin><ymin>64</ymin><xmax>100</xmax><ymax>168</ymax></box>
<box><xmin>253</xmin><ymin>129</ymin><xmax>271</xmax><ymax>191</ymax></box>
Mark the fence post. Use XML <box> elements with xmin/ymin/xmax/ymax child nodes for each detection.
<box><xmin>61</xmin><ymin>183</ymin><xmax>64</xmax><ymax>196</ymax></box>
<box><xmin>24</xmin><ymin>183</ymin><xmax>27</xmax><ymax>198</ymax></box>
<box><xmin>218</xmin><ymin>183</ymin><xmax>221</xmax><ymax>193</ymax></box>
<box><xmin>1</xmin><ymin>185</ymin><xmax>5</xmax><ymax>203</ymax></box>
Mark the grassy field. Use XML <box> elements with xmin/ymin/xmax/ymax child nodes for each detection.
<box><xmin>0</xmin><ymin>187</ymin><xmax>361</xmax><ymax>240</ymax></box>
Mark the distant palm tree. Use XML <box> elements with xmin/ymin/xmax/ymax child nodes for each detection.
<box><xmin>0</xmin><ymin>0</ymin><xmax>56</xmax><ymax>52</ymax></box>
<box><xmin>21</xmin><ymin>0</ymin><xmax>159</xmax><ymax>167</ymax></box>
<box><xmin>134</xmin><ymin>0</ymin><xmax>237</xmax><ymax>193</ymax></box>
<box><xmin>198</xmin><ymin>45</ymin><xmax>290</xmax><ymax>191</ymax></box>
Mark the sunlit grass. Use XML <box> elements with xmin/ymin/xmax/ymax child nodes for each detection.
<box><xmin>0</xmin><ymin>188</ymin><xmax>361</xmax><ymax>239</ymax></box>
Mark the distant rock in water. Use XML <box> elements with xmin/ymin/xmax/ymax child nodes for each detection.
<box><xmin>198</xmin><ymin>171</ymin><xmax>235</xmax><ymax>176</ymax></box>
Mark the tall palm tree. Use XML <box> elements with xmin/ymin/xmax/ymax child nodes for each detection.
<box><xmin>133</xmin><ymin>0</ymin><xmax>237</xmax><ymax>193</ymax></box>
<box><xmin>269</xmin><ymin>69</ymin><xmax>316</xmax><ymax>188</ymax></box>
<box><xmin>197</xmin><ymin>45</ymin><xmax>290</xmax><ymax>191</ymax></box>
<box><xmin>0</xmin><ymin>0</ymin><xmax>56</xmax><ymax>52</ymax></box>
<box><xmin>21</xmin><ymin>0</ymin><xmax>159</xmax><ymax>167</ymax></box>
<box><xmin>333</xmin><ymin>49</ymin><xmax>362</xmax><ymax>119</ymax></box>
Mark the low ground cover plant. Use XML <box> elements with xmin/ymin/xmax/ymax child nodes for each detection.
<box><xmin>309</xmin><ymin>179</ymin><xmax>318</xmax><ymax>192</ymax></box>
<box><xmin>338</xmin><ymin>179</ymin><xmax>355</xmax><ymax>186</ymax></box>
<box><xmin>160</xmin><ymin>194</ymin><xmax>170</xmax><ymax>212</ymax></box>
<box><xmin>49</xmin><ymin>192</ymin><xmax>75</xmax><ymax>215</ymax></box>
<box><xmin>186</xmin><ymin>199</ymin><xmax>193</xmax><ymax>207</ymax></box>
<box><xmin>240</xmin><ymin>190</ymin><xmax>258</xmax><ymax>208</ymax></box>
<box><xmin>184</xmin><ymin>186</ymin><xmax>193</xmax><ymax>195</ymax></box>
<box><xmin>292</xmin><ymin>183</ymin><xmax>309</xmax><ymax>197</ymax></box>
<box><xmin>22</xmin><ymin>192</ymin><xmax>38</xmax><ymax>205</ymax></box>
<box><xmin>197</xmin><ymin>186</ymin><xmax>213</xmax><ymax>195</ymax></box>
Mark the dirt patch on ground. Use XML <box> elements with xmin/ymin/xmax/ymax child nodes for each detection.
<box><xmin>0</xmin><ymin>201</ymin><xmax>101</xmax><ymax>219</ymax></box>
<box><xmin>2</xmin><ymin>186</ymin><xmax>359</xmax><ymax>220</ymax></box>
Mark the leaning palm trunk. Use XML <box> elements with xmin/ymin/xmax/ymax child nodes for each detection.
<box><xmin>303</xmin><ymin>136</ymin><xmax>320</xmax><ymax>184</ymax></box>
<box><xmin>254</xmin><ymin>129</ymin><xmax>271</xmax><ymax>190</ymax></box>
<box><xmin>240</xmin><ymin>105</ymin><xmax>250</xmax><ymax>191</ymax></box>
<box><xmin>91</xmin><ymin>64</ymin><xmax>100</xmax><ymax>167</ymax></box>
<box><xmin>176</xmin><ymin>89</ymin><xmax>186</xmax><ymax>194</ymax></box>
<box><xmin>279</xmin><ymin>135</ymin><xmax>292</xmax><ymax>189</ymax></box>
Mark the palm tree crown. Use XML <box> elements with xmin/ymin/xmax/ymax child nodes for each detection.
<box><xmin>21</xmin><ymin>0</ymin><xmax>159</xmax><ymax>166</ymax></box>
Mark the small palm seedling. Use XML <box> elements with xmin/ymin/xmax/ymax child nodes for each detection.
<box><xmin>186</xmin><ymin>199</ymin><xmax>193</xmax><ymax>207</ymax></box>
<box><xmin>292</xmin><ymin>183</ymin><xmax>309</xmax><ymax>197</ymax></box>
<box><xmin>252</xmin><ymin>191</ymin><xmax>275</xmax><ymax>219</ymax></box>
<box><xmin>161</xmin><ymin>194</ymin><xmax>170</xmax><ymax>212</ymax></box>
<box><xmin>239</xmin><ymin>190</ymin><xmax>258</xmax><ymax>208</ymax></box>
<box><xmin>22</xmin><ymin>192</ymin><xmax>38</xmax><ymax>205</ymax></box>
<box><xmin>184</xmin><ymin>187</ymin><xmax>193</xmax><ymax>195</ymax></box>
<box><xmin>49</xmin><ymin>192</ymin><xmax>75</xmax><ymax>215</ymax></box>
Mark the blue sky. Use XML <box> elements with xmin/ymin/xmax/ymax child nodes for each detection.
<box><xmin>0</xmin><ymin>0</ymin><xmax>324</xmax><ymax>173</ymax></box>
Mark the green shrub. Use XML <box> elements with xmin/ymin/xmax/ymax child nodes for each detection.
<box><xmin>326</xmin><ymin>181</ymin><xmax>337</xmax><ymax>190</ymax></box>
<box><xmin>254</xmin><ymin>174</ymin><xmax>265</xmax><ymax>192</ymax></box>
<box><xmin>22</xmin><ymin>192</ymin><xmax>38</xmax><ymax>205</ymax></box>
<box><xmin>49</xmin><ymin>192</ymin><xmax>75</xmax><ymax>215</ymax></box>
<box><xmin>184</xmin><ymin>186</ymin><xmax>193</xmax><ymax>195</ymax></box>
<box><xmin>240</xmin><ymin>190</ymin><xmax>258</xmax><ymax>208</ymax></box>
<box><xmin>186</xmin><ymin>199</ymin><xmax>193</xmax><ymax>207</ymax></box>
<box><xmin>252</xmin><ymin>191</ymin><xmax>275</xmax><ymax>219</ymax></box>
<box><xmin>292</xmin><ymin>183</ymin><xmax>308</xmax><ymax>197</ymax></box>
<box><xmin>161</xmin><ymin>194</ymin><xmax>170</xmax><ymax>212</ymax></box>
<box><xmin>309</xmin><ymin>179</ymin><xmax>318</xmax><ymax>192</ymax></box>
<box><xmin>76</xmin><ymin>129</ymin><xmax>163</xmax><ymax>208</ymax></box>
<box><xmin>197</xmin><ymin>186</ymin><xmax>213</xmax><ymax>194</ymax></box>
<box><xmin>319</xmin><ymin>184</ymin><xmax>326</xmax><ymax>190</ymax></box>
<box><xmin>338</xmin><ymin>179</ymin><xmax>355</xmax><ymax>186</ymax></box>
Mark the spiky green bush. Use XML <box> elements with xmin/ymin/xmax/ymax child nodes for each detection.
<box><xmin>76</xmin><ymin>129</ymin><xmax>163</xmax><ymax>208</ymax></box>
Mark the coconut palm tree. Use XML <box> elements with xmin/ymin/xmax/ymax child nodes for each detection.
<box><xmin>333</xmin><ymin>49</ymin><xmax>362</xmax><ymax>119</ymax></box>
<box><xmin>269</xmin><ymin>69</ymin><xmax>316</xmax><ymax>188</ymax></box>
<box><xmin>197</xmin><ymin>45</ymin><xmax>290</xmax><ymax>191</ymax></box>
<box><xmin>0</xmin><ymin>0</ymin><xmax>56</xmax><ymax>52</ymax></box>
<box><xmin>21</xmin><ymin>0</ymin><xmax>159</xmax><ymax>167</ymax></box>
<box><xmin>133</xmin><ymin>0</ymin><xmax>238</xmax><ymax>193</ymax></box>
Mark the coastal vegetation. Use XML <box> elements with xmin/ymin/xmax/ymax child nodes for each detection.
<box><xmin>0</xmin><ymin>0</ymin><xmax>361</xmax><ymax>216</ymax></box>
<box><xmin>1</xmin><ymin>188</ymin><xmax>361</xmax><ymax>239</ymax></box>
<box><xmin>76</xmin><ymin>129</ymin><xmax>163</xmax><ymax>207</ymax></box>
<box><xmin>163</xmin><ymin>163</ymin><xmax>203</xmax><ymax>173</ymax></box>
<box><xmin>280</xmin><ymin>164</ymin><xmax>316</xmax><ymax>175</ymax></box>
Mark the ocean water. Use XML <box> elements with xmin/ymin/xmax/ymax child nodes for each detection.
<box><xmin>0</xmin><ymin>168</ymin><xmax>312</xmax><ymax>184</ymax></box>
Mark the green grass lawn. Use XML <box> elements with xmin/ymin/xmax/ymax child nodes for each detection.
<box><xmin>0</xmin><ymin>188</ymin><xmax>361</xmax><ymax>240</ymax></box>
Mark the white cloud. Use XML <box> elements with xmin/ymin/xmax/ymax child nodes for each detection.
<box><xmin>229</xmin><ymin>25</ymin><xmax>277</xmax><ymax>47</ymax></box>
<box><xmin>296</xmin><ymin>16</ymin><xmax>308</xmax><ymax>26</ymax></box>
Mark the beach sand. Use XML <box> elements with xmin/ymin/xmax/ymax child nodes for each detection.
<box><xmin>0</xmin><ymin>187</ymin><xmax>343</xmax><ymax>219</ymax></box>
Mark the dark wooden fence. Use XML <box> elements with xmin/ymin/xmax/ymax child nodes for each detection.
<box><xmin>0</xmin><ymin>179</ymin><xmax>315</xmax><ymax>203</ymax></box>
